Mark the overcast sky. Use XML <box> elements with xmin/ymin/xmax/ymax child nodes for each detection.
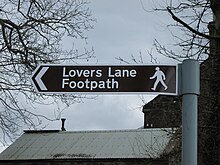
<box><xmin>41</xmin><ymin>0</ymin><xmax>177</xmax><ymax>131</ymax></box>
<box><xmin>1</xmin><ymin>0</ymin><xmax>178</xmax><ymax>152</ymax></box>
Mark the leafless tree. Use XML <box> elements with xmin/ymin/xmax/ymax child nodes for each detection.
<box><xmin>145</xmin><ymin>0</ymin><xmax>211</xmax><ymax>62</ymax></box>
<box><xmin>140</xmin><ymin>0</ymin><xmax>220</xmax><ymax>164</ymax></box>
<box><xmin>0</xmin><ymin>0</ymin><xmax>95</xmax><ymax>144</ymax></box>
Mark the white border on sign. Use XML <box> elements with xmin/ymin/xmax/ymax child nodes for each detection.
<box><xmin>31</xmin><ymin>63</ymin><xmax>178</xmax><ymax>96</ymax></box>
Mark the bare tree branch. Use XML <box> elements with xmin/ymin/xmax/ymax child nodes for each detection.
<box><xmin>167</xmin><ymin>7</ymin><xmax>220</xmax><ymax>40</ymax></box>
<box><xmin>0</xmin><ymin>0</ymin><xmax>95</xmax><ymax>144</ymax></box>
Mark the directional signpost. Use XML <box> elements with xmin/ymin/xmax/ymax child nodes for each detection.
<box><xmin>31</xmin><ymin>64</ymin><xmax>177</xmax><ymax>95</ymax></box>
<box><xmin>31</xmin><ymin>60</ymin><xmax>199</xmax><ymax>165</ymax></box>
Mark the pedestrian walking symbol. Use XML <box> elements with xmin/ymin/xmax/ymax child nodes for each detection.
<box><xmin>150</xmin><ymin>67</ymin><xmax>168</xmax><ymax>91</ymax></box>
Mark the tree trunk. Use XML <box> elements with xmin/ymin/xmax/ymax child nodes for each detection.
<box><xmin>203</xmin><ymin>1</ymin><xmax>220</xmax><ymax>163</ymax></box>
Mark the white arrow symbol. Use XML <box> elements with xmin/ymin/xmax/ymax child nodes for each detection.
<box><xmin>35</xmin><ymin>67</ymin><xmax>49</xmax><ymax>91</ymax></box>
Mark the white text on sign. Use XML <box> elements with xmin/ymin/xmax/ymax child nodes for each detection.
<box><xmin>61</xmin><ymin>67</ymin><xmax>137</xmax><ymax>90</ymax></box>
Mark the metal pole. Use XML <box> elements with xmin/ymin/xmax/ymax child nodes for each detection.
<box><xmin>181</xmin><ymin>59</ymin><xmax>200</xmax><ymax>165</ymax></box>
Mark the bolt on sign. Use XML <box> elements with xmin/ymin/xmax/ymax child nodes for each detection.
<box><xmin>31</xmin><ymin>64</ymin><xmax>178</xmax><ymax>95</ymax></box>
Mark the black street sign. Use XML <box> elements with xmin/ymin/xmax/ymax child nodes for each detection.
<box><xmin>31</xmin><ymin>64</ymin><xmax>178</xmax><ymax>95</ymax></box>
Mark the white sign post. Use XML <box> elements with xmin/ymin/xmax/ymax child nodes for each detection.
<box><xmin>180</xmin><ymin>59</ymin><xmax>200</xmax><ymax>165</ymax></box>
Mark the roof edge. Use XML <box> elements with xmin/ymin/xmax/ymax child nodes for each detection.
<box><xmin>24</xmin><ymin>130</ymin><xmax>60</xmax><ymax>133</ymax></box>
